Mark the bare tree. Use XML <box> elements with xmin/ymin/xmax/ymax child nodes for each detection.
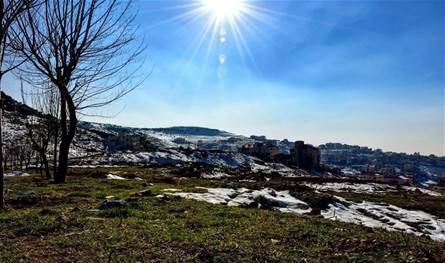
<box><xmin>21</xmin><ymin>82</ymin><xmax>60</xmax><ymax>179</ymax></box>
<box><xmin>13</xmin><ymin>0</ymin><xmax>144</xmax><ymax>183</ymax></box>
<box><xmin>0</xmin><ymin>0</ymin><xmax>38</xmax><ymax>210</ymax></box>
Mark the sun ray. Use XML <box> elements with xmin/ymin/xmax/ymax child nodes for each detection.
<box><xmin>228</xmin><ymin>14</ymin><xmax>258</xmax><ymax>72</ymax></box>
<box><xmin>154</xmin><ymin>0</ymin><xmax>286</xmax><ymax>81</ymax></box>
<box><xmin>146</xmin><ymin>8</ymin><xmax>204</xmax><ymax>29</ymax></box>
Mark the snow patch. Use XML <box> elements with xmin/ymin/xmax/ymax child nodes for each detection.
<box><xmin>201</xmin><ymin>172</ymin><xmax>231</xmax><ymax>179</ymax></box>
<box><xmin>250</xmin><ymin>162</ymin><xmax>300</xmax><ymax>177</ymax></box>
<box><xmin>401</xmin><ymin>186</ymin><xmax>441</xmax><ymax>197</ymax></box>
<box><xmin>322</xmin><ymin>196</ymin><xmax>445</xmax><ymax>241</ymax></box>
<box><xmin>106</xmin><ymin>174</ymin><xmax>128</xmax><ymax>180</ymax></box>
<box><xmin>4</xmin><ymin>171</ymin><xmax>30</xmax><ymax>177</ymax></box>
<box><xmin>303</xmin><ymin>182</ymin><xmax>442</xmax><ymax>197</ymax></box>
<box><xmin>164</xmin><ymin>187</ymin><xmax>312</xmax><ymax>215</ymax></box>
<box><xmin>163</xmin><ymin>188</ymin><xmax>181</xmax><ymax>192</ymax></box>
<box><xmin>303</xmin><ymin>182</ymin><xmax>396</xmax><ymax>194</ymax></box>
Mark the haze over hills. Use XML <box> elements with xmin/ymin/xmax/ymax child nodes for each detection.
<box><xmin>2</xmin><ymin>91</ymin><xmax>445</xmax><ymax>186</ymax></box>
<box><xmin>3</xmin><ymin>90</ymin><xmax>444</xmax><ymax>157</ymax></box>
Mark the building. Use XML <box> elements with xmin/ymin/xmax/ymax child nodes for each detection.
<box><xmin>383</xmin><ymin>175</ymin><xmax>412</xmax><ymax>185</ymax></box>
<box><xmin>290</xmin><ymin>141</ymin><xmax>320</xmax><ymax>171</ymax></box>
<box><xmin>240</xmin><ymin>141</ymin><xmax>281</xmax><ymax>160</ymax></box>
<box><xmin>397</xmin><ymin>175</ymin><xmax>413</xmax><ymax>185</ymax></box>
<box><xmin>360</xmin><ymin>173</ymin><xmax>385</xmax><ymax>182</ymax></box>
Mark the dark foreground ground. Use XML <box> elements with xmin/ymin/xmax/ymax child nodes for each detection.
<box><xmin>1</xmin><ymin>166</ymin><xmax>444</xmax><ymax>262</ymax></box>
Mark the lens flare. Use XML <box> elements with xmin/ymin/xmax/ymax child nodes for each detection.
<box><xmin>202</xmin><ymin>0</ymin><xmax>247</xmax><ymax>20</ymax></box>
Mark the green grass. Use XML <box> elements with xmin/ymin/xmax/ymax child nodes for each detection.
<box><xmin>0</xmin><ymin>167</ymin><xmax>444</xmax><ymax>262</ymax></box>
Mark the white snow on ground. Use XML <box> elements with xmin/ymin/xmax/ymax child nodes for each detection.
<box><xmin>421</xmin><ymin>180</ymin><xmax>438</xmax><ymax>187</ymax></box>
<box><xmin>322</xmin><ymin>196</ymin><xmax>445</xmax><ymax>241</ymax></box>
<box><xmin>165</xmin><ymin>187</ymin><xmax>444</xmax><ymax>241</ymax></box>
<box><xmin>141</xmin><ymin>130</ymin><xmax>233</xmax><ymax>147</ymax></box>
<box><xmin>97</xmin><ymin>150</ymin><xmax>262</xmax><ymax>169</ymax></box>
<box><xmin>303</xmin><ymin>182</ymin><xmax>441</xmax><ymax>197</ymax></box>
<box><xmin>401</xmin><ymin>186</ymin><xmax>442</xmax><ymax>197</ymax></box>
<box><xmin>303</xmin><ymin>182</ymin><xmax>396</xmax><ymax>194</ymax></box>
<box><xmin>79</xmin><ymin>121</ymin><xmax>242</xmax><ymax>150</ymax></box>
<box><xmin>250</xmin><ymin>162</ymin><xmax>300</xmax><ymax>177</ymax></box>
<box><xmin>106</xmin><ymin>174</ymin><xmax>128</xmax><ymax>180</ymax></box>
<box><xmin>107</xmin><ymin>151</ymin><xmax>193</xmax><ymax>165</ymax></box>
<box><xmin>201</xmin><ymin>172</ymin><xmax>232</xmax><ymax>179</ymax></box>
<box><xmin>163</xmin><ymin>187</ymin><xmax>312</xmax><ymax>214</ymax></box>
<box><xmin>4</xmin><ymin>171</ymin><xmax>30</xmax><ymax>177</ymax></box>
<box><xmin>162</xmin><ymin>188</ymin><xmax>181</xmax><ymax>192</ymax></box>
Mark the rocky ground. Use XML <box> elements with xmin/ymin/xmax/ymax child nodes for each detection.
<box><xmin>1</xmin><ymin>165</ymin><xmax>445</xmax><ymax>262</ymax></box>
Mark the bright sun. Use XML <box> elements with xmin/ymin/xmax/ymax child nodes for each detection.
<box><xmin>202</xmin><ymin>0</ymin><xmax>247</xmax><ymax>20</ymax></box>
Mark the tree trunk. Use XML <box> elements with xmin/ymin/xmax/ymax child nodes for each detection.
<box><xmin>0</xmin><ymin>82</ymin><xmax>4</xmax><ymax>210</ymax></box>
<box><xmin>53</xmin><ymin>122</ymin><xmax>58</xmax><ymax>177</ymax></box>
<box><xmin>55</xmin><ymin>96</ymin><xmax>67</xmax><ymax>183</ymax></box>
<box><xmin>42</xmin><ymin>151</ymin><xmax>50</xmax><ymax>180</ymax></box>
<box><xmin>39</xmin><ymin>155</ymin><xmax>43</xmax><ymax>178</ymax></box>
<box><xmin>54</xmin><ymin>91</ymin><xmax>77</xmax><ymax>184</ymax></box>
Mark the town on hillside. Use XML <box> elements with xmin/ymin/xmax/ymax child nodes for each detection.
<box><xmin>103</xmin><ymin>129</ymin><xmax>445</xmax><ymax>189</ymax></box>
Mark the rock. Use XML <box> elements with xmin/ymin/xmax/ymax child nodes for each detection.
<box><xmin>99</xmin><ymin>199</ymin><xmax>127</xmax><ymax>209</ymax></box>
<box><xmin>255</xmin><ymin>195</ymin><xmax>280</xmax><ymax>210</ymax></box>
<box><xmin>141</xmin><ymin>189</ymin><xmax>153</xmax><ymax>196</ymax></box>
<box><xmin>39</xmin><ymin>208</ymin><xmax>57</xmax><ymax>216</ymax></box>
<box><xmin>105</xmin><ymin>195</ymin><xmax>116</xmax><ymax>200</ymax></box>
<box><xmin>57</xmin><ymin>214</ymin><xmax>67</xmax><ymax>222</ymax></box>
<box><xmin>126</xmin><ymin>197</ymin><xmax>139</xmax><ymax>203</ymax></box>
<box><xmin>156</xmin><ymin>194</ymin><xmax>170</xmax><ymax>203</ymax></box>
<box><xmin>125</xmin><ymin>173</ymin><xmax>138</xmax><ymax>179</ymax></box>
<box><xmin>240</xmin><ymin>200</ymin><xmax>259</xmax><ymax>209</ymax></box>
<box><xmin>12</xmin><ymin>191</ymin><xmax>40</xmax><ymax>206</ymax></box>
<box><xmin>126</xmin><ymin>197</ymin><xmax>140</xmax><ymax>208</ymax></box>
<box><xmin>135</xmin><ymin>189</ymin><xmax>153</xmax><ymax>197</ymax></box>
<box><xmin>23</xmin><ymin>190</ymin><xmax>36</xmax><ymax>196</ymax></box>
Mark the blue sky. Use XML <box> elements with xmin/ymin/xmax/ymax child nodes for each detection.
<box><xmin>5</xmin><ymin>0</ymin><xmax>444</xmax><ymax>155</ymax></box>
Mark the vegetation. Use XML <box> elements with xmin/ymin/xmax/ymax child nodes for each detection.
<box><xmin>13</xmin><ymin>0</ymin><xmax>144</xmax><ymax>183</ymax></box>
<box><xmin>1</xmin><ymin>167</ymin><xmax>444</xmax><ymax>262</ymax></box>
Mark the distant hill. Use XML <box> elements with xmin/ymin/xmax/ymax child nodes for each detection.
<box><xmin>150</xmin><ymin>126</ymin><xmax>233</xmax><ymax>137</ymax></box>
<box><xmin>1</xmin><ymin>92</ymin><xmax>44</xmax><ymax>118</ymax></box>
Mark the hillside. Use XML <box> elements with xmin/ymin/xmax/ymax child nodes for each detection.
<box><xmin>2</xmin><ymin>92</ymin><xmax>444</xmax><ymax>186</ymax></box>
<box><xmin>1</xmin><ymin>92</ymin><xmax>44</xmax><ymax>118</ymax></box>
<box><xmin>2</xmin><ymin>166</ymin><xmax>445</xmax><ymax>262</ymax></box>
<box><xmin>1</xmin><ymin>92</ymin><xmax>302</xmax><ymax>175</ymax></box>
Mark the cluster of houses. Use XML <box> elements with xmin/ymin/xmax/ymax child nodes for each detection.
<box><xmin>104</xmin><ymin>131</ymin><xmax>322</xmax><ymax>172</ymax></box>
<box><xmin>358</xmin><ymin>172</ymin><xmax>412</xmax><ymax>185</ymax></box>
<box><xmin>101</xmin><ymin>132</ymin><xmax>445</xmax><ymax>188</ymax></box>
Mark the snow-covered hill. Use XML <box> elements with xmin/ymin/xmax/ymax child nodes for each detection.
<box><xmin>78</xmin><ymin>121</ymin><xmax>253</xmax><ymax>150</ymax></box>
<box><xmin>2</xmin><ymin>92</ymin><xmax>304</xmax><ymax>175</ymax></box>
